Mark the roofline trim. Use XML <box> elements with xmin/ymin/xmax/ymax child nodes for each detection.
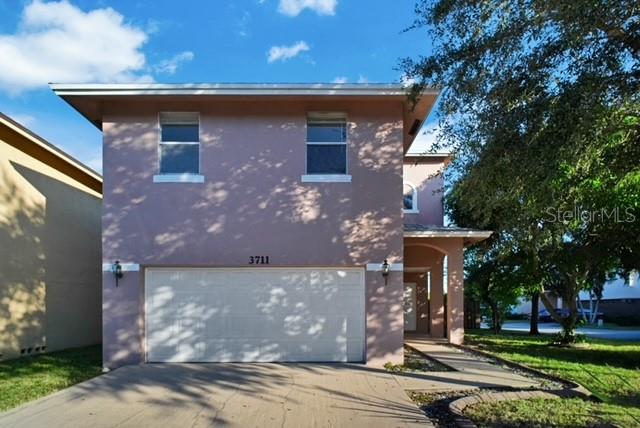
<box><xmin>0</xmin><ymin>112</ymin><xmax>102</xmax><ymax>183</ymax></box>
<box><xmin>404</xmin><ymin>230</ymin><xmax>493</xmax><ymax>239</ymax></box>
<box><xmin>49</xmin><ymin>83</ymin><xmax>439</xmax><ymax>97</ymax></box>
<box><xmin>404</xmin><ymin>152</ymin><xmax>451</xmax><ymax>158</ymax></box>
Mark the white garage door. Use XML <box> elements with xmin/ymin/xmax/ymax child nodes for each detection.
<box><xmin>145</xmin><ymin>268</ymin><xmax>365</xmax><ymax>362</ymax></box>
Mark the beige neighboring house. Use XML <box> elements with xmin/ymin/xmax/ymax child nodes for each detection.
<box><xmin>0</xmin><ymin>112</ymin><xmax>102</xmax><ymax>360</ymax></box>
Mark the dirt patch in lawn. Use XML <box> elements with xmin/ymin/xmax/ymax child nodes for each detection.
<box><xmin>385</xmin><ymin>345</ymin><xmax>455</xmax><ymax>373</ymax></box>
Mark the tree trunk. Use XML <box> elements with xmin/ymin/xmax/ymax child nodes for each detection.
<box><xmin>592</xmin><ymin>298</ymin><xmax>600</xmax><ymax>324</ymax></box>
<box><xmin>490</xmin><ymin>302</ymin><xmax>501</xmax><ymax>334</ymax></box>
<box><xmin>540</xmin><ymin>292</ymin><xmax>562</xmax><ymax>322</ymax></box>
<box><xmin>529</xmin><ymin>291</ymin><xmax>540</xmax><ymax>335</ymax></box>
<box><xmin>577</xmin><ymin>297</ymin><xmax>588</xmax><ymax>323</ymax></box>
<box><xmin>559</xmin><ymin>291</ymin><xmax>580</xmax><ymax>344</ymax></box>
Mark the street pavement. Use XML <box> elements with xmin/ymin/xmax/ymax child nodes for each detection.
<box><xmin>491</xmin><ymin>321</ymin><xmax>640</xmax><ymax>340</ymax></box>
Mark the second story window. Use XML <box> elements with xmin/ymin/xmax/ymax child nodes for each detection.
<box><xmin>159</xmin><ymin>112</ymin><xmax>199</xmax><ymax>175</ymax></box>
<box><xmin>306</xmin><ymin>114</ymin><xmax>347</xmax><ymax>175</ymax></box>
<box><xmin>403</xmin><ymin>182</ymin><xmax>418</xmax><ymax>213</ymax></box>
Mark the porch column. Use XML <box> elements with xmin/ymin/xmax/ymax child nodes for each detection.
<box><xmin>447</xmin><ymin>249</ymin><xmax>465</xmax><ymax>344</ymax></box>
<box><xmin>429</xmin><ymin>263</ymin><xmax>445</xmax><ymax>338</ymax></box>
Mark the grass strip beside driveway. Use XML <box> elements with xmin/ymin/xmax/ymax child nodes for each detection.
<box><xmin>465</xmin><ymin>330</ymin><xmax>640</xmax><ymax>427</ymax></box>
<box><xmin>0</xmin><ymin>345</ymin><xmax>102</xmax><ymax>412</ymax></box>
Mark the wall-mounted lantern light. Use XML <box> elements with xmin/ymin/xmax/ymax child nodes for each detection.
<box><xmin>112</xmin><ymin>260</ymin><xmax>123</xmax><ymax>287</ymax></box>
<box><xmin>381</xmin><ymin>258</ymin><xmax>390</xmax><ymax>285</ymax></box>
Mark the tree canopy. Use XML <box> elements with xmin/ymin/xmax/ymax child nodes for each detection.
<box><xmin>402</xmin><ymin>0</ymin><xmax>640</xmax><ymax>341</ymax></box>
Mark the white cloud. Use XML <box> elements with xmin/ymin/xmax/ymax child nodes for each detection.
<box><xmin>236</xmin><ymin>11</ymin><xmax>251</xmax><ymax>38</ymax></box>
<box><xmin>153</xmin><ymin>51</ymin><xmax>194</xmax><ymax>75</ymax></box>
<box><xmin>357</xmin><ymin>75</ymin><xmax>369</xmax><ymax>84</ymax></box>
<box><xmin>401</xmin><ymin>74</ymin><xmax>416</xmax><ymax>87</ymax></box>
<box><xmin>0</xmin><ymin>0</ymin><xmax>151</xmax><ymax>93</ymax></box>
<box><xmin>278</xmin><ymin>0</ymin><xmax>337</xmax><ymax>16</ymax></box>
<box><xmin>332</xmin><ymin>76</ymin><xmax>348</xmax><ymax>84</ymax></box>
<box><xmin>267</xmin><ymin>41</ymin><xmax>309</xmax><ymax>63</ymax></box>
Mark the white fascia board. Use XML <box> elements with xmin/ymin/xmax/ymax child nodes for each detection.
<box><xmin>366</xmin><ymin>263</ymin><xmax>404</xmax><ymax>272</ymax></box>
<box><xmin>50</xmin><ymin>83</ymin><xmax>439</xmax><ymax>97</ymax></box>
<box><xmin>404</xmin><ymin>230</ymin><xmax>493</xmax><ymax>239</ymax></box>
<box><xmin>102</xmin><ymin>263</ymin><xmax>140</xmax><ymax>272</ymax></box>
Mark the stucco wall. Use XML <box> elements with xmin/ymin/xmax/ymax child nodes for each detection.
<box><xmin>0</xmin><ymin>140</ymin><xmax>102</xmax><ymax>360</ymax></box>
<box><xmin>403</xmin><ymin>157</ymin><xmax>445</xmax><ymax>226</ymax></box>
<box><xmin>101</xmin><ymin>98</ymin><xmax>405</xmax><ymax>367</ymax></box>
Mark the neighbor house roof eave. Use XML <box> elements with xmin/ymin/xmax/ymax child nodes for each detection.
<box><xmin>0</xmin><ymin>112</ymin><xmax>103</xmax><ymax>193</ymax></box>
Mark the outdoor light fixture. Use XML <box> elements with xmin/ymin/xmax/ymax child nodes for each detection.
<box><xmin>112</xmin><ymin>260</ymin><xmax>123</xmax><ymax>287</ymax></box>
<box><xmin>381</xmin><ymin>258</ymin><xmax>390</xmax><ymax>285</ymax></box>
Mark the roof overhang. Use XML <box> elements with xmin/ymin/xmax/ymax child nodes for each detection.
<box><xmin>403</xmin><ymin>152</ymin><xmax>452</xmax><ymax>166</ymax></box>
<box><xmin>404</xmin><ymin>224</ymin><xmax>492</xmax><ymax>246</ymax></box>
<box><xmin>0</xmin><ymin>112</ymin><xmax>102</xmax><ymax>194</ymax></box>
<box><xmin>50</xmin><ymin>83</ymin><xmax>439</xmax><ymax>151</ymax></box>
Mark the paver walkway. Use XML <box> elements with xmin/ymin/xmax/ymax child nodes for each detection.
<box><xmin>399</xmin><ymin>335</ymin><xmax>540</xmax><ymax>392</ymax></box>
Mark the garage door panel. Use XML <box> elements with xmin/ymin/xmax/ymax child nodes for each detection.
<box><xmin>146</xmin><ymin>268</ymin><xmax>365</xmax><ymax>362</ymax></box>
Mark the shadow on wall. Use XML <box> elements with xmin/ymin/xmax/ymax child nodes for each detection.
<box><xmin>145</xmin><ymin>269</ymin><xmax>363</xmax><ymax>362</ymax></box>
<box><xmin>101</xmin><ymin>109</ymin><xmax>405</xmax><ymax>365</ymax></box>
<box><xmin>102</xmin><ymin>117</ymin><xmax>403</xmax><ymax>265</ymax></box>
<box><xmin>0</xmin><ymin>161</ymin><xmax>101</xmax><ymax>359</ymax></box>
<box><xmin>0</xmin><ymin>163</ymin><xmax>46</xmax><ymax>358</ymax></box>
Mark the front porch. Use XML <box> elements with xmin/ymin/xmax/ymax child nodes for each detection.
<box><xmin>403</xmin><ymin>225</ymin><xmax>491</xmax><ymax>344</ymax></box>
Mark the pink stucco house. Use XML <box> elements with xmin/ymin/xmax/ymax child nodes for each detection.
<box><xmin>52</xmin><ymin>83</ymin><xmax>490</xmax><ymax>369</ymax></box>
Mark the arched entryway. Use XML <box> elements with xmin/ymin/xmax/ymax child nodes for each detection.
<box><xmin>403</xmin><ymin>225</ymin><xmax>491</xmax><ymax>344</ymax></box>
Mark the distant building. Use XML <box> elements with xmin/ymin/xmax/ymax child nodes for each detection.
<box><xmin>513</xmin><ymin>272</ymin><xmax>639</xmax><ymax>320</ymax></box>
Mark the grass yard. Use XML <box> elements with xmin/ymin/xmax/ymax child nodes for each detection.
<box><xmin>465</xmin><ymin>330</ymin><xmax>640</xmax><ymax>427</ymax></box>
<box><xmin>464</xmin><ymin>397</ymin><xmax>626</xmax><ymax>428</ymax></box>
<box><xmin>0</xmin><ymin>345</ymin><xmax>102</xmax><ymax>412</ymax></box>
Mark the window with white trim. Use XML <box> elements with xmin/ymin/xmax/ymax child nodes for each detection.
<box><xmin>403</xmin><ymin>182</ymin><xmax>418</xmax><ymax>213</ymax></box>
<box><xmin>306</xmin><ymin>114</ymin><xmax>347</xmax><ymax>175</ymax></box>
<box><xmin>159</xmin><ymin>112</ymin><xmax>199</xmax><ymax>175</ymax></box>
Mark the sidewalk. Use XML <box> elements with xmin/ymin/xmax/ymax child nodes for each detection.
<box><xmin>396</xmin><ymin>335</ymin><xmax>540</xmax><ymax>392</ymax></box>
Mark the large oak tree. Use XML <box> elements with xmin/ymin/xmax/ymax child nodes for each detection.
<box><xmin>403</xmin><ymin>0</ymin><xmax>640</xmax><ymax>342</ymax></box>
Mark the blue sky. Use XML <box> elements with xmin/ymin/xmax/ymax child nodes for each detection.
<box><xmin>0</xmin><ymin>0</ymin><xmax>436</xmax><ymax>172</ymax></box>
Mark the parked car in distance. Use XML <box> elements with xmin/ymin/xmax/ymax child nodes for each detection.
<box><xmin>531</xmin><ymin>308</ymin><xmax>604</xmax><ymax>322</ymax></box>
<box><xmin>535</xmin><ymin>308</ymin><xmax>569</xmax><ymax>322</ymax></box>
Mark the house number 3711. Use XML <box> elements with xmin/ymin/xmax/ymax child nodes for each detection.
<box><xmin>248</xmin><ymin>256</ymin><xmax>270</xmax><ymax>265</ymax></box>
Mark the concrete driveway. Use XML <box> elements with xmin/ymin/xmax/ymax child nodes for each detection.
<box><xmin>0</xmin><ymin>363</ymin><xmax>431</xmax><ymax>428</ymax></box>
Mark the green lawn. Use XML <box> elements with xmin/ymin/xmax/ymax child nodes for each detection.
<box><xmin>465</xmin><ymin>330</ymin><xmax>640</xmax><ymax>427</ymax></box>
<box><xmin>465</xmin><ymin>397</ymin><xmax>628</xmax><ymax>428</ymax></box>
<box><xmin>0</xmin><ymin>345</ymin><xmax>102</xmax><ymax>412</ymax></box>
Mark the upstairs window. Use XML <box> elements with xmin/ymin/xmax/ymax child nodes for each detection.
<box><xmin>306</xmin><ymin>114</ymin><xmax>347</xmax><ymax>175</ymax></box>
<box><xmin>403</xmin><ymin>182</ymin><xmax>418</xmax><ymax>213</ymax></box>
<box><xmin>159</xmin><ymin>112</ymin><xmax>199</xmax><ymax>175</ymax></box>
